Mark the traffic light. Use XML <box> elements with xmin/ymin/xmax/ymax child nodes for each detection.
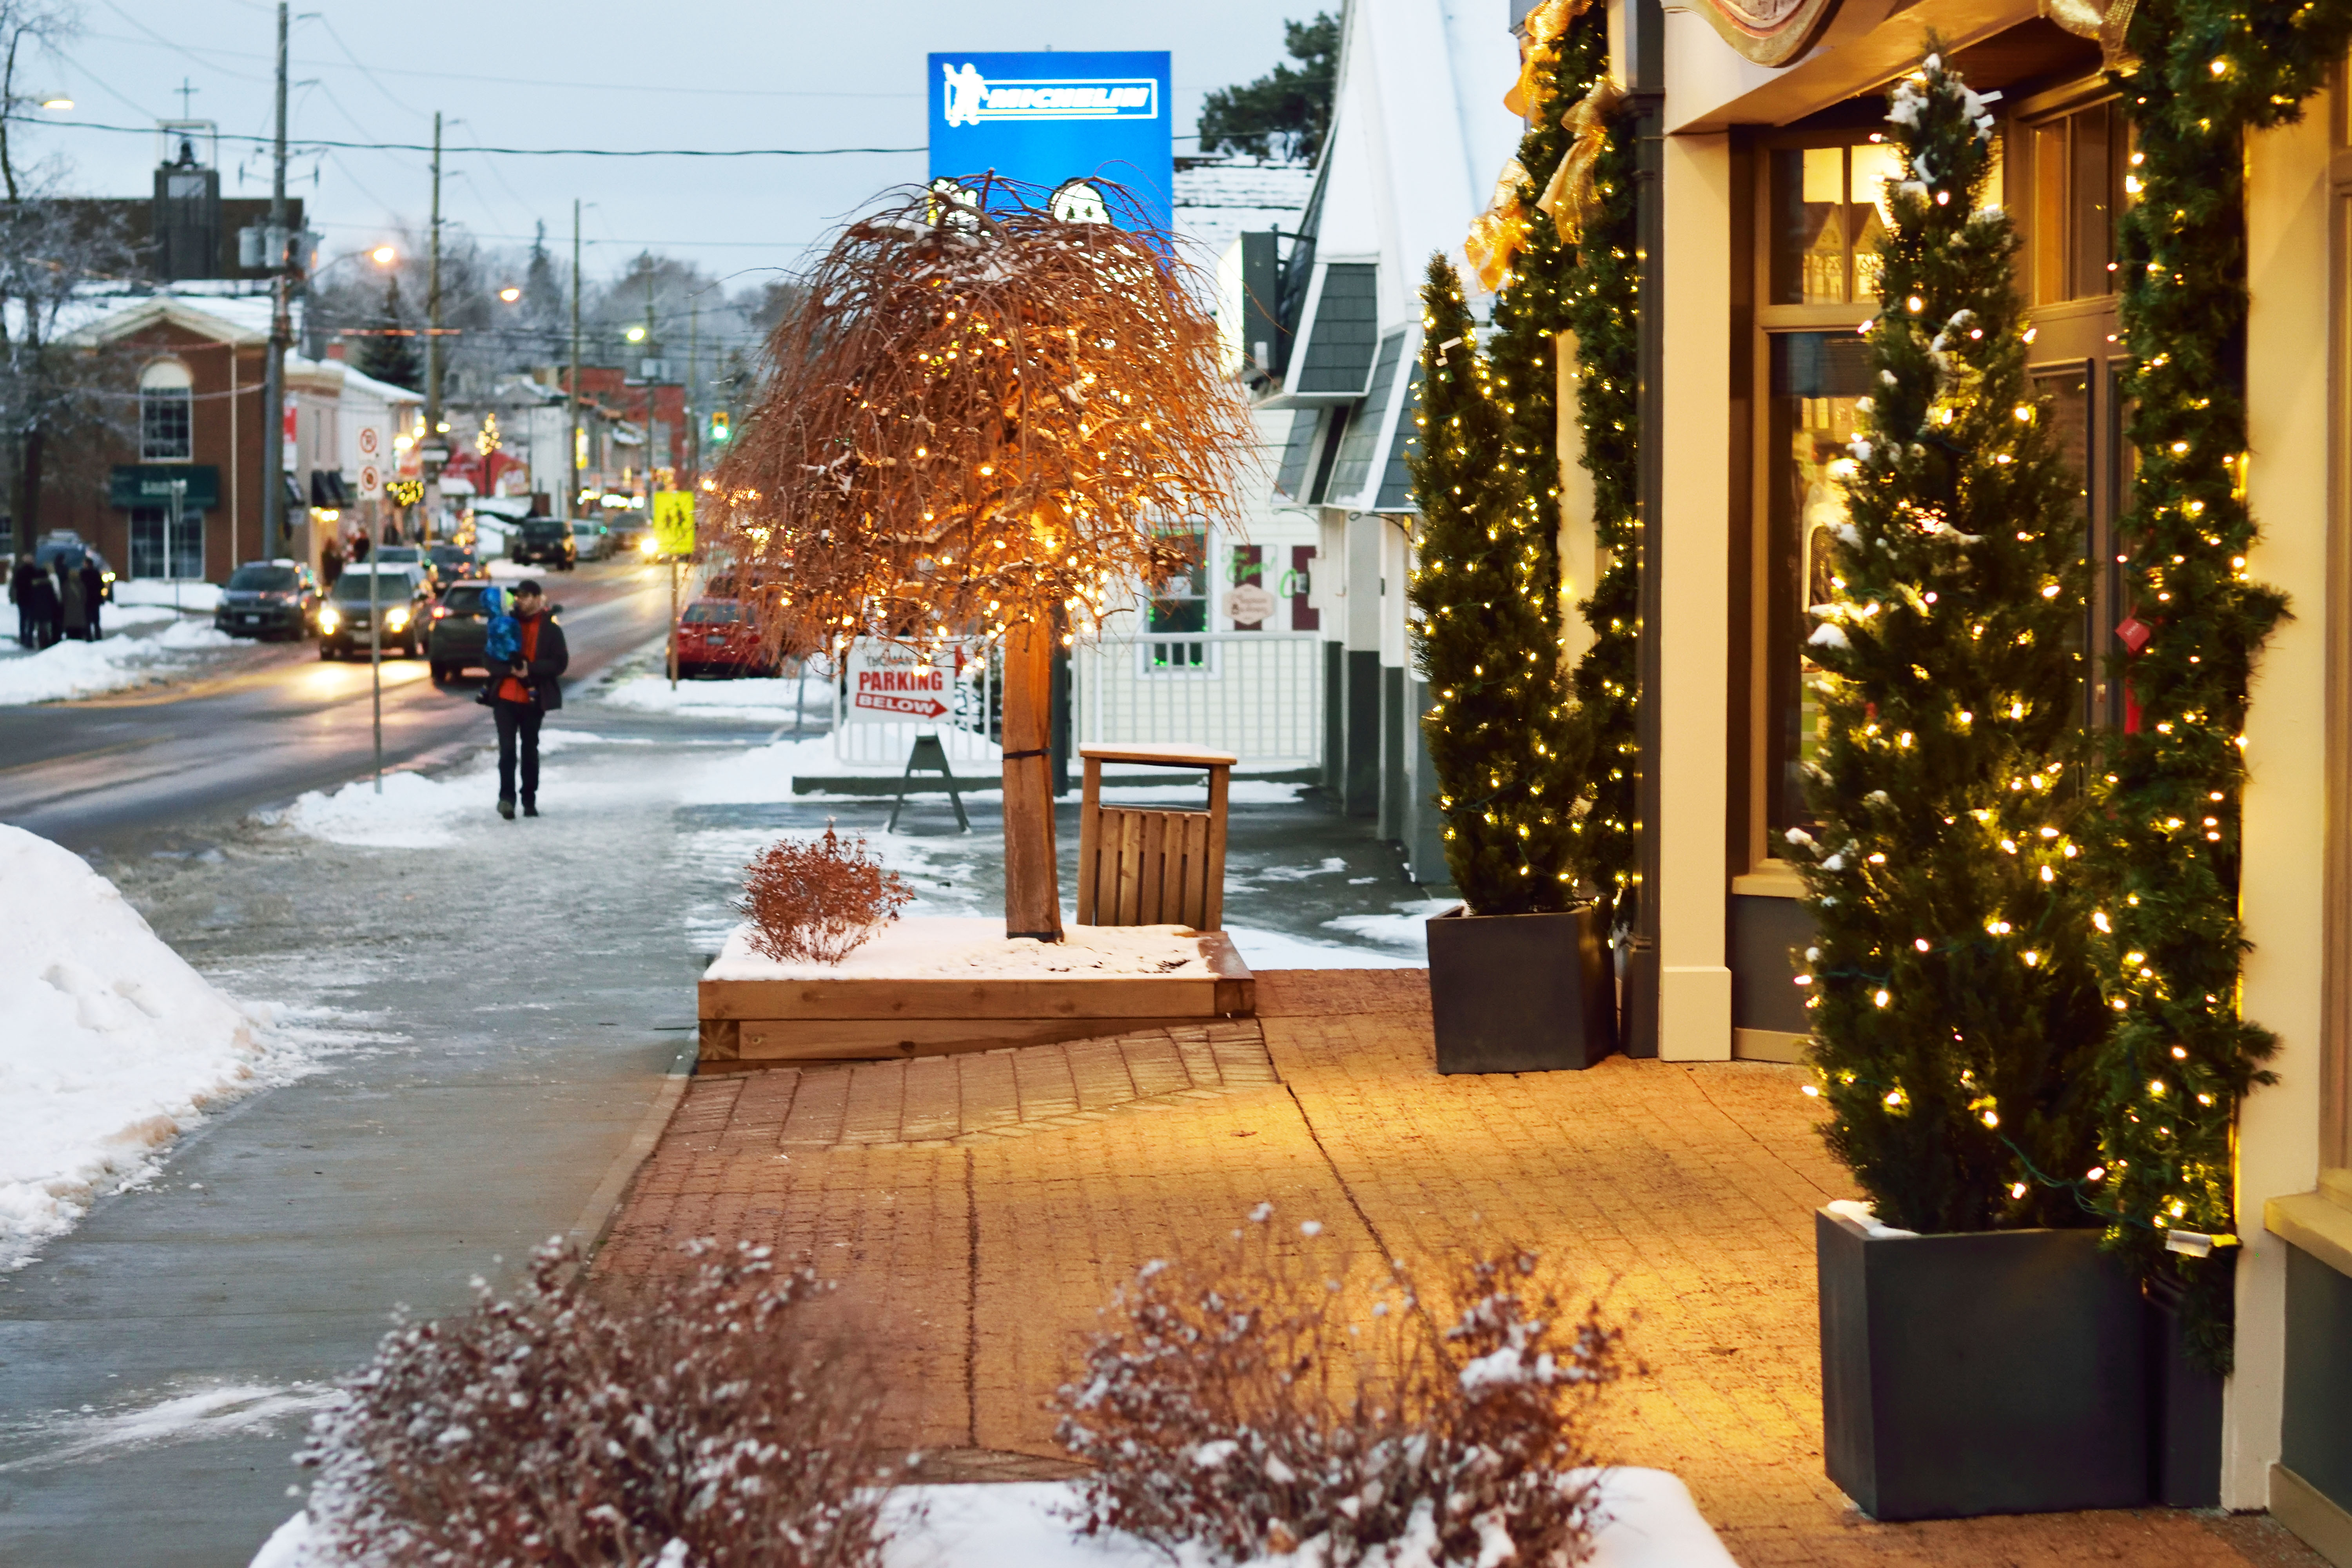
<box><xmin>708</xmin><ymin>409</ymin><xmax>730</xmax><ymax>444</ymax></box>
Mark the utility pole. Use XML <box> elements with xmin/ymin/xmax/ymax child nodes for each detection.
<box><xmin>568</xmin><ymin>198</ymin><xmax>582</xmax><ymax>521</ymax></box>
<box><xmin>643</xmin><ymin>261</ymin><xmax>657</xmax><ymax>498</ymax></box>
<box><xmin>260</xmin><ymin>0</ymin><xmax>290</xmax><ymax>562</ymax></box>
<box><xmin>422</xmin><ymin>111</ymin><xmax>443</xmax><ymax>545</ymax></box>
<box><xmin>686</xmin><ymin>293</ymin><xmax>699</xmax><ymax>486</ymax></box>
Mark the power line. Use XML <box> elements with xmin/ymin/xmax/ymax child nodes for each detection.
<box><xmin>7</xmin><ymin>114</ymin><xmax>921</xmax><ymax>157</ymax></box>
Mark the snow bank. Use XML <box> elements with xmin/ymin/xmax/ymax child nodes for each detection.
<box><xmin>1320</xmin><ymin>900</ymin><xmax>1457</xmax><ymax>954</ymax></box>
<box><xmin>277</xmin><ymin>770</ymin><xmax>475</xmax><ymax>850</ymax></box>
<box><xmin>1227</xmin><ymin>926</ymin><xmax>1423</xmax><ymax>971</ymax></box>
<box><xmin>0</xmin><ymin>618</ymin><xmax>237</xmax><ymax>705</ymax></box>
<box><xmin>601</xmin><ymin>672</ymin><xmax>830</xmax><ymax>721</ymax></box>
<box><xmin>0</xmin><ymin>827</ymin><xmax>275</xmax><ymax>1269</ymax></box>
<box><xmin>251</xmin><ymin>1471</ymin><xmax>1735</xmax><ymax>1568</ymax></box>
<box><xmin>705</xmin><ymin>916</ymin><xmax>1219</xmax><ymax>981</ymax></box>
<box><xmin>115</xmin><ymin>579</ymin><xmax>223</xmax><ymax>612</ymax></box>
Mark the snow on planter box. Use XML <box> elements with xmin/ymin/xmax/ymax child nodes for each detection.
<box><xmin>1816</xmin><ymin>1202</ymin><xmax>2149</xmax><ymax>1520</ymax></box>
<box><xmin>697</xmin><ymin>916</ymin><xmax>1255</xmax><ymax>1067</ymax></box>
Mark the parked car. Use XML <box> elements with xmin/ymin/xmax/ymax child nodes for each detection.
<box><xmin>213</xmin><ymin>560</ymin><xmax>319</xmax><ymax>639</ymax></box>
<box><xmin>426</xmin><ymin>541</ymin><xmax>477</xmax><ymax>583</ymax></box>
<box><xmin>317</xmin><ymin>564</ymin><xmax>433</xmax><ymax>659</ymax></box>
<box><xmin>32</xmin><ymin>531</ymin><xmax>118</xmax><ymax>601</ymax></box>
<box><xmin>570</xmin><ymin>519</ymin><xmax>616</xmax><ymax>561</ymax></box>
<box><xmin>676</xmin><ymin>596</ymin><xmax>780</xmax><ymax>679</ymax></box>
<box><xmin>425</xmin><ymin>580</ymin><xmax>493</xmax><ymax>683</ymax></box>
<box><xmin>509</xmin><ymin>517</ymin><xmax>577</xmax><ymax>571</ymax></box>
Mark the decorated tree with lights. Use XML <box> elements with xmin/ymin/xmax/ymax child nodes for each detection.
<box><xmin>714</xmin><ymin>183</ymin><xmax>1250</xmax><ymax>940</ymax></box>
<box><xmin>1406</xmin><ymin>256</ymin><xmax>1579</xmax><ymax>912</ymax></box>
<box><xmin>1793</xmin><ymin>50</ymin><xmax>2108</xmax><ymax>1235</ymax></box>
<box><xmin>1461</xmin><ymin>0</ymin><xmax>1641</xmax><ymax>930</ymax></box>
<box><xmin>2071</xmin><ymin>0</ymin><xmax>2352</xmax><ymax>1368</ymax></box>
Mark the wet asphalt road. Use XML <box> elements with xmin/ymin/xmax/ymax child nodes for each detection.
<box><xmin>0</xmin><ymin>561</ymin><xmax>672</xmax><ymax>852</ymax></box>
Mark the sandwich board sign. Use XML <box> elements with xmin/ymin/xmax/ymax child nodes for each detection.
<box><xmin>846</xmin><ymin>639</ymin><xmax>961</xmax><ymax>724</ymax></box>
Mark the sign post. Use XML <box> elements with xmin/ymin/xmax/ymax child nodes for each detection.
<box><xmin>651</xmin><ymin>490</ymin><xmax>695</xmax><ymax>691</ymax></box>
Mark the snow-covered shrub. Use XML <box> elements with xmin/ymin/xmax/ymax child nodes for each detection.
<box><xmin>1052</xmin><ymin>1207</ymin><xmax>1626</xmax><ymax>1567</ymax></box>
<box><xmin>298</xmin><ymin>1238</ymin><xmax>903</xmax><ymax>1568</ymax></box>
<box><xmin>739</xmin><ymin>823</ymin><xmax>912</xmax><ymax>965</ymax></box>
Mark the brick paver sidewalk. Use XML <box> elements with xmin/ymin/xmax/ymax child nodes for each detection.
<box><xmin>599</xmin><ymin>971</ymin><xmax>2322</xmax><ymax>1568</ymax></box>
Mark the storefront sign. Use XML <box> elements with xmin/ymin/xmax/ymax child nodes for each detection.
<box><xmin>846</xmin><ymin>639</ymin><xmax>962</xmax><ymax>724</ymax></box>
<box><xmin>1690</xmin><ymin>0</ymin><xmax>1844</xmax><ymax>66</ymax></box>
<box><xmin>109</xmin><ymin>464</ymin><xmax>220</xmax><ymax>509</ymax></box>
<box><xmin>929</xmin><ymin>50</ymin><xmax>1173</xmax><ymax>236</ymax></box>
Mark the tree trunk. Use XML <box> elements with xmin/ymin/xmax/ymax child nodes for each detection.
<box><xmin>21</xmin><ymin>423</ymin><xmax>44</xmax><ymax>541</ymax></box>
<box><xmin>1000</xmin><ymin>617</ymin><xmax>1063</xmax><ymax>941</ymax></box>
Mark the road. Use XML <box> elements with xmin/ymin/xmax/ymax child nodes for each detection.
<box><xmin>0</xmin><ymin>562</ymin><xmax>672</xmax><ymax>851</ymax></box>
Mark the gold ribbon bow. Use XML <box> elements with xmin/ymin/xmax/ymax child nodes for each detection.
<box><xmin>2040</xmin><ymin>0</ymin><xmax>2137</xmax><ymax>72</ymax></box>
<box><xmin>1536</xmin><ymin>77</ymin><xmax>1624</xmax><ymax>246</ymax></box>
<box><xmin>1464</xmin><ymin>159</ymin><xmax>1534</xmax><ymax>293</ymax></box>
<box><xmin>1503</xmin><ymin>0</ymin><xmax>1593</xmax><ymax>119</ymax></box>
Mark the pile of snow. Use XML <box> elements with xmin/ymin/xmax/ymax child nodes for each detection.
<box><xmin>252</xmin><ymin>1472</ymin><xmax>1735</xmax><ymax>1567</ymax></box>
<box><xmin>601</xmin><ymin>673</ymin><xmax>830</xmax><ymax>721</ymax></box>
<box><xmin>115</xmin><ymin>579</ymin><xmax>224</xmax><ymax>612</ymax></box>
<box><xmin>1321</xmin><ymin>899</ymin><xmax>1458</xmax><ymax>954</ymax></box>
<box><xmin>708</xmin><ymin>915</ymin><xmax>1222</xmax><ymax>981</ymax></box>
<box><xmin>276</xmin><ymin>771</ymin><xmax>475</xmax><ymax>850</ymax></box>
<box><xmin>0</xmin><ymin>618</ymin><xmax>239</xmax><ymax>705</ymax></box>
<box><xmin>0</xmin><ymin>827</ymin><xmax>278</xmax><ymax>1269</ymax></box>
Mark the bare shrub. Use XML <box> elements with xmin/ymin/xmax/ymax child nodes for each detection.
<box><xmin>299</xmin><ymin>1239</ymin><xmax>902</xmax><ymax>1568</ymax></box>
<box><xmin>739</xmin><ymin>823</ymin><xmax>912</xmax><ymax>965</ymax></box>
<box><xmin>1051</xmin><ymin>1206</ymin><xmax>1626</xmax><ymax>1567</ymax></box>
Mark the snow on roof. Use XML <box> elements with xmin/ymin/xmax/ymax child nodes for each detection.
<box><xmin>1171</xmin><ymin>158</ymin><xmax>1316</xmax><ymax>266</ymax></box>
<box><xmin>327</xmin><ymin>363</ymin><xmax>421</xmax><ymax>403</ymax></box>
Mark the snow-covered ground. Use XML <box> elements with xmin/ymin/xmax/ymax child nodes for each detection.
<box><xmin>0</xmin><ymin>615</ymin><xmax>241</xmax><ymax>705</ymax></box>
<box><xmin>250</xmin><ymin>1472</ymin><xmax>1737</xmax><ymax>1567</ymax></box>
<box><xmin>114</xmin><ymin>579</ymin><xmax>224</xmax><ymax>612</ymax></box>
<box><xmin>600</xmin><ymin>671</ymin><xmax>835</xmax><ymax>723</ymax></box>
<box><xmin>0</xmin><ymin>827</ymin><xmax>314</xmax><ymax>1270</ymax></box>
<box><xmin>708</xmin><ymin>916</ymin><xmax>1224</xmax><ymax>981</ymax></box>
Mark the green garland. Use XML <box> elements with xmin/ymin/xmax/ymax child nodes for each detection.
<box><xmin>1797</xmin><ymin>48</ymin><xmax>2107</xmax><ymax>1234</ymax></box>
<box><xmin>1479</xmin><ymin>3</ymin><xmax>1642</xmax><ymax>931</ymax></box>
<box><xmin>2084</xmin><ymin>0</ymin><xmax>2352</xmax><ymax>1372</ymax></box>
<box><xmin>1409</xmin><ymin>257</ymin><xmax>1580</xmax><ymax>912</ymax></box>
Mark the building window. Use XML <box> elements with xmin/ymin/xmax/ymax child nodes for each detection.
<box><xmin>2028</xmin><ymin>100</ymin><xmax>2129</xmax><ymax>304</ymax></box>
<box><xmin>128</xmin><ymin>505</ymin><xmax>204</xmax><ymax>579</ymax></box>
<box><xmin>139</xmin><ymin>360</ymin><xmax>194</xmax><ymax>461</ymax></box>
<box><xmin>1147</xmin><ymin>519</ymin><xmax>1209</xmax><ymax>668</ymax></box>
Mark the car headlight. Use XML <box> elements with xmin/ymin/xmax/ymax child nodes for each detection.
<box><xmin>637</xmin><ymin>535</ymin><xmax>656</xmax><ymax>555</ymax></box>
<box><xmin>387</xmin><ymin>607</ymin><xmax>411</xmax><ymax>631</ymax></box>
<box><xmin>318</xmin><ymin>608</ymin><xmax>341</xmax><ymax>633</ymax></box>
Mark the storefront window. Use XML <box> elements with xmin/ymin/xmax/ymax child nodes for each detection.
<box><xmin>1765</xmin><ymin>332</ymin><xmax>1873</xmax><ymax>846</ymax></box>
<box><xmin>2030</xmin><ymin>101</ymin><xmax>2127</xmax><ymax>304</ymax></box>
<box><xmin>129</xmin><ymin>505</ymin><xmax>205</xmax><ymax>580</ymax></box>
<box><xmin>1771</xmin><ymin>136</ymin><xmax>2006</xmax><ymax>306</ymax></box>
<box><xmin>1147</xmin><ymin>520</ymin><xmax>1208</xmax><ymax>668</ymax></box>
<box><xmin>138</xmin><ymin>361</ymin><xmax>194</xmax><ymax>462</ymax></box>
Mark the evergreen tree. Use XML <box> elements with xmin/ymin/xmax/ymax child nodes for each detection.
<box><xmin>352</xmin><ymin>274</ymin><xmax>421</xmax><ymax>391</ymax></box>
<box><xmin>523</xmin><ymin>220</ymin><xmax>564</xmax><ymax>359</ymax></box>
<box><xmin>1793</xmin><ymin>49</ymin><xmax>2107</xmax><ymax>1234</ymax></box>
<box><xmin>1408</xmin><ymin>256</ymin><xmax>1579</xmax><ymax>913</ymax></box>
<box><xmin>1196</xmin><ymin>13</ymin><xmax>1338</xmax><ymax>163</ymax></box>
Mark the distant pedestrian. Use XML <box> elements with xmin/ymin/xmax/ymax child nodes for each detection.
<box><xmin>484</xmin><ymin>579</ymin><xmax>567</xmax><ymax>820</ymax></box>
<box><xmin>9</xmin><ymin>553</ymin><xmax>42</xmax><ymax>648</ymax></box>
<box><xmin>21</xmin><ymin>556</ymin><xmax>59</xmax><ymax>647</ymax></box>
<box><xmin>79</xmin><ymin>557</ymin><xmax>103</xmax><ymax>640</ymax></box>
<box><xmin>56</xmin><ymin>554</ymin><xmax>87</xmax><ymax>641</ymax></box>
<box><xmin>350</xmin><ymin>532</ymin><xmax>371</xmax><ymax>565</ymax></box>
<box><xmin>320</xmin><ymin>535</ymin><xmax>345</xmax><ymax>590</ymax></box>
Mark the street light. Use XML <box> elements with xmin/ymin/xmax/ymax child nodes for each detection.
<box><xmin>370</xmin><ymin>244</ymin><xmax>397</xmax><ymax>266</ymax></box>
<box><xmin>625</xmin><ymin>326</ymin><xmax>646</xmax><ymax>343</ymax></box>
<box><xmin>40</xmin><ymin>97</ymin><xmax>72</xmax><ymax>110</ymax></box>
<box><xmin>498</xmin><ymin>286</ymin><xmax>521</xmax><ymax>303</ymax></box>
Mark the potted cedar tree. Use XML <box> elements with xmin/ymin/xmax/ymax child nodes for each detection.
<box><xmin>1406</xmin><ymin>258</ymin><xmax>1612</xmax><ymax>1073</ymax></box>
<box><xmin>1792</xmin><ymin>49</ymin><xmax>2143</xmax><ymax>1521</ymax></box>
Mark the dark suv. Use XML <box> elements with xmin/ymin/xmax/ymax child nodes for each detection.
<box><xmin>509</xmin><ymin>518</ymin><xmax>577</xmax><ymax>571</ymax></box>
<box><xmin>426</xmin><ymin>580</ymin><xmax>492</xmax><ymax>683</ymax></box>
<box><xmin>317</xmin><ymin>565</ymin><xmax>432</xmax><ymax>659</ymax></box>
<box><xmin>214</xmin><ymin>560</ymin><xmax>319</xmax><ymax>639</ymax></box>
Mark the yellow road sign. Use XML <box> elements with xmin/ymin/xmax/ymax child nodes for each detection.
<box><xmin>651</xmin><ymin>490</ymin><xmax>695</xmax><ymax>556</ymax></box>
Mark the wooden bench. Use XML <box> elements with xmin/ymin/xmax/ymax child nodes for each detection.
<box><xmin>1074</xmin><ymin>742</ymin><xmax>1238</xmax><ymax>931</ymax></box>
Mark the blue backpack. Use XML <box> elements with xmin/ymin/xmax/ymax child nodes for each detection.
<box><xmin>482</xmin><ymin>586</ymin><xmax>521</xmax><ymax>666</ymax></box>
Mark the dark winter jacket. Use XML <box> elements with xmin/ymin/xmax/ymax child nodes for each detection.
<box><xmin>490</xmin><ymin>612</ymin><xmax>568</xmax><ymax>710</ymax></box>
<box><xmin>9</xmin><ymin>558</ymin><xmax>40</xmax><ymax>606</ymax></box>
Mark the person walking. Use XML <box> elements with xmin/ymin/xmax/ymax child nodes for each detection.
<box><xmin>320</xmin><ymin>535</ymin><xmax>345</xmax><ymax>591</ymax></box>
<box><xmin>78</xmin><ymin>556</ymin><xmax>103</xmax><ymax>641</ymax></box>
<box><xmin>24</xmin><ymin>555</ymin><xmax>60</xmax><ymax>646</ymax></box>
<box><xmin>484</xmin><ymin>579</ymin><xmax>567</xmax><ymax>819</ymax></box>
<box><xmin>56</xmin><ymin>553</ymin><xmax>87</xmax><ymax>642</ymax></box>
<box><xmin>9</xmin><ymin>553</ymin><xmax>42</xmax><ymax>648</ymax></box>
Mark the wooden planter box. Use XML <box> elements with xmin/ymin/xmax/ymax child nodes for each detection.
<box><xmin>698</xmin><ymin>916</ymin><xmax>1254</xmax><ymax>1067</ymax></box>
<box><xmin>1426</xmin><ymin>904</ymin><xmax>1615</xmax><ymax>1074</ymax></box>
<box><xmin>1817</xmin><ymin>1207</ymin><xmax>2149</xmax><ymax>1520</ymax></box>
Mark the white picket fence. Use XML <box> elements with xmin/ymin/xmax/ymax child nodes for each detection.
<box><xmin>1072</xmin><ymin>631</ymin><xmax>1323</xmax><ymax>771</ymax></box>
<box><xmin>831</xmin><ymin>651</ymin><xmax>999</xmax><ymax>768</ymax></box>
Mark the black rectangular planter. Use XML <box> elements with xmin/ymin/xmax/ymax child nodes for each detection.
<box><xmin>1817</xmin><ymin>1208</ymin><xmax>2149</xmax><ymax>1520</ymax></box>
<box><xmin>1426</xmin><ymin>904</ymin><xmax>1615</xmax><ymax>1073</ymax></box>
<box><xmin>2146</xmin><ymin>1273</ymin><xmax>2225</xmax><ymax>1507</ymax></box>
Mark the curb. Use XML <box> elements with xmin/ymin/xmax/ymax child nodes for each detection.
<box><xmin>564</xmin><ymin>1039</ymin><xmax>697</xmax><ymax>1263</ymax></box>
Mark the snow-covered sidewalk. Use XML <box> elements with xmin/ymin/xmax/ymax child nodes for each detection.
<box><xmin>0</xmin><ymin>827</ymin><xmax>310</xmax><ymax>1269</ymax></box>
<box><xmin>0</xmin><ymin>613</ymin><xmax>242</xmax><ymax>705</ymax></box>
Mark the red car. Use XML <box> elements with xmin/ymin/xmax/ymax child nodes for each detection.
<box><xmin>676</xmin><ymin>597</ymin><xmax>780</xmax><ymax>679</ymax></box>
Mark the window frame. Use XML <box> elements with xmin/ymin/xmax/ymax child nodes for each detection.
<box><xmin>137</xmin><ymin>360</ymin><xmax>195</xmax><ymax>464</ymax></box>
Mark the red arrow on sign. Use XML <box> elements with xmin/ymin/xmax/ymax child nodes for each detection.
<box><xmin>855</xmin><ymin>693</ymin><xmax>949</xmax><ymax>719</ymax></box>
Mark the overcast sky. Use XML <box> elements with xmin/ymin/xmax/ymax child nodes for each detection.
<box><xmin>24</xmin><ymin>0</ymin><xmax>1305</xmax><ymax>287</ymax></box>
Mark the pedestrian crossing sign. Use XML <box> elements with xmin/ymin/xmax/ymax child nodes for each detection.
<box><xmin>651</xmin><ymin>491</ymin><xmax>695</xmax><ymax>557</ymax></box>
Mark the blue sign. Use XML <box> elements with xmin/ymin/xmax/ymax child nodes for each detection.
<box><xmin>927</xmin><ymin>51</ymin><xmax>1174</xmax><ymax>237</ymax></box>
